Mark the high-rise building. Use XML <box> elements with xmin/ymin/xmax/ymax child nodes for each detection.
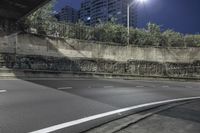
<box><xmin>80</xmin><ymin>0</ymin><xmax>91</xmax><ymax>25</ymax></box>
<box><xmin>56</xmin><ymin>5</ymin><xmax>79</xmax><ymax>23</ymax></box>
<box><xmin>80</xmin><ymin>0</ymin><xmax>137</xmax><ymax>27</ymax></box>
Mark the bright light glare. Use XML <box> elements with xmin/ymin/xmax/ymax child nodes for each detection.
<box><xmin>137</xmin><ymin>0</ymin><xmax>148</xmax><ymax>4</ymax></box>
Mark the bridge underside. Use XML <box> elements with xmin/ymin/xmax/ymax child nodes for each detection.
<box><xmin>0</xmin><ymin>0</ymin><xmax>50</xmax><ymax>20</ymax></box>
<box><xmin>0</xmin><ymin>0</ymin><xmax>50</xmax><ymax>35</ymax></box>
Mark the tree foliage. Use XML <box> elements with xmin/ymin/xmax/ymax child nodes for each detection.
<box><xmin>24</xmin><ymin>0</ymin><xmax>57</xmax><ymax>34</ymax></box>
<box><xmin>27</xmin><ymin>0</ymin><xmax>56</xmax><ymax>22</ymax></box>
<box><xmin>92</xmin><ymin>22</ymin><xmax>128</xmax><ymax>44</ymax></box>
<box><xmin>23</xmin><ymin>5</ymin><xmax>200</xmax><ymax>47</ymax></box>
<box><xmin>184</xmin><ymin>35</ymin><xmax>200</xmax><ymax>47</ymax></box>
<box><xmin>162</xmin><ymin>29</ymin><xmax>185</xmax><ymax>47</ymax></box>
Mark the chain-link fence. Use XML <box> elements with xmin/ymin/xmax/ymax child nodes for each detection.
<box><xmin>21</xmin><ymin>20</ymin><xmax>128</xmax><ymax>45</ymax></box>
<box><xmin>20</xmin><ymin>20</ymin><xmax>200</xmax><ymax>47</ymax></box>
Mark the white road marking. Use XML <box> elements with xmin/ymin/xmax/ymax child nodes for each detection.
<box><xmin>136</xmin><ymin>86</ymin><xmax>144</xmax><ymax>88</ymax></box>
<box><xmin>185</xmin><ymin>86</ymin><xmax>192</xmax><ymax>88</ymax></box>
<box><xmin>0</xmin><ymin>79</ymin><xmax>20</xmax><ymax>80</ymax></box>
<box><xmin>162</xmin><ymin>86</ymin><xmax>169</xmax><ymax>88</ymax></box>
<box><xmin>0</xmin><ymin>90</ymin><xmax>7</xmax><ymax>93</ymax></box>
<box><xmin>104</xmin><ymin>86</ymin><xmax>113</xmax><ymax>88</ymax></box>
<box><xmin>30</xmin><ymin>96</ymin><xmax>200</xmax><ymax>133</ymax></box>
<box><xmin>57</xmin><ymin>87</ymin><xmax>73</xmax><ymax>90</ymax></box>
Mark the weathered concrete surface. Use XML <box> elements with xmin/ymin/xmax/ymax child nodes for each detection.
<box><xmin>116</xmin><ymin>100</ymin><xmax>200</xmax><ymax>133</ymax></box>
<box><xmin>0</xmin><ymin>33</ymin><xmax>17</xmax><ymax>53</ymax></box>
<box><xmin>84</xmin><ymin>100</ymin><xmax>200</xmax><ymax>133</ymax></box>
<box><xmin>17</xmin><ymin>34</ymin><xmax>200</xmax><ymax>63</ymax></box>
<box><xmin>1</xmin><ymin>33</ymin><xmax>200</xmax><ymax>63</ymax></box>
<box><xmin>0</xmin><ymin>33</ymin><xmax>200</xmax><ymax>79</ymax></box>
<box><xmin>0</xmin><ymin>54</ymin><xmax>200</xmax><ymax>79</ymax></box>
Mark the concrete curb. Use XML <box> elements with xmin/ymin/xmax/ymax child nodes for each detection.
<box><xmin>85</xmin><ymin>101</ymin><xmax>191</xmax><ymax>133</ymax></box>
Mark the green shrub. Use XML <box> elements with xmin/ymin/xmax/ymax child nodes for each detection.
<box><xmin>184</xmin><ymin>35</ymin><xmax>200</xmax><ymax>47</ymax></box>
<box><xmin>24</xmin><ymin>5</ymin><xmax>200</xmax><ymax>48</ymax></box>
<box><xmin>162</xmin><ymin>30</ymin><xmax>185</xmax><ymax>47</ymax></box>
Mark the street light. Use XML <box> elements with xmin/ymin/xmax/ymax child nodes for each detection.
<box><xmin>127</xmin><ymin>0</ymin><xmax>148</xmax><ymax>44</ymax></box>
<box><xmin>137</xmin><ymin>0</ymin><xmax>148</xmax><ymax>3</ymax></box>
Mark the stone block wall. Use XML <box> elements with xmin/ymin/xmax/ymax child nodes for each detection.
<box><xmin>0</xmin><ymin>53</ymin><xmax>200</xmax><ymax>79</ymax></box>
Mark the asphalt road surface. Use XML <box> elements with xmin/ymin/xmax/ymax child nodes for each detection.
<box><xmin>0</xmin><ymin>78</ymin><xmax>200</xmax><ymax>133</ymax></box>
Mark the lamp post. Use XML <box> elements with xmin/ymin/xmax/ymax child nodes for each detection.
<box><xmin>127</xmin><ymin>0</ymin><xmax>147</xmax><ymax>44</ymax></box>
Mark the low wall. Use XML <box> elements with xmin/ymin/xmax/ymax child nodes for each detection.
<box><xmin>1</xmin><ymin>33</ymin><xmax>200</xmax><ymax>63</ymax></box>
<box><xmin>0</xmin><ymin>33</ymin><xmax>200</xmax><ymax>79</ymax></box>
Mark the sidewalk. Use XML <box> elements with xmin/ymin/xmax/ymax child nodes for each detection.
<box><xmin>85</xmin><ymin>100</ymin><xmax>200</xmax><ymax>133</ymax></box>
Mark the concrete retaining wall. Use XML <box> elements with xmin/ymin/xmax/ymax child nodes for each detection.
<box><xmin>0</xmin><ymin>33</ymin><xmax>200</xmax><ymax>79</ymax></box>
<box><xmin>0</xmin><ymin>54</ymin><xmax>200</xmax><ymax>79</ymax></box>
<box><xmin>1</xmin><ymin>33</ymin><xmax>200</xmax><ymax>63</ymax></box>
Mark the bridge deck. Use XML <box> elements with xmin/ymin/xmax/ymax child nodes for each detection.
<box><xmin>0</xmin><ymin>0</ymin><xmax>50</xmax><ymax>20</ymax></box>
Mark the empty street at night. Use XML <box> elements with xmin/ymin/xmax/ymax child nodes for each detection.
<box><xmin>1</xmin><ymin>0</ymin><xmax>200</xmax><ymax>132</ymax></box>
<box><xmin>1</xmin><ymin>78</ymin><xmax>200</xmax><ymax>133</ymax></box>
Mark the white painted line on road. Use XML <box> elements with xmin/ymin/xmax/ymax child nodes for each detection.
<box><xmin>136</xmin><ymin>86</ymin><xmax>144</xmax><ymax>88</ymax></box>
<box><xmin>185</xmin><ymin>86</ymin><xmax>192</xmax><ymax>88</ymax></box>
<box><xmin>57</xmin><ymin>87</ymin><xmax>73</xmax><ymax>90</ymax></box>
<box><xmin>0</xmin><ymin>90</ymin><xmax>7</xmax><ymax>93</ymax></box>
<box><xmin>162</xmin><ymin>86</ymin><xmax>169</xmax><ymax>88</ymax></box>
<box><xmin>30</xmin><ymin>96</ymin><xmax>200</xmax><ymax>133</ymax></box>
<box><xmin>0</xmin><ymin>79</ymin><xmax>20</xmax><ymax>81</ymax></box>
<box><xmin>104</xmin><ymin>86</ymin><xmax>113</xmax><ymax>88</ymax></box>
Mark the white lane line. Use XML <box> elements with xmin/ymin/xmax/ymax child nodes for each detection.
<box><xmin>185</xmin><ymin>86</ymin><xmax>192</xmax><ymax>88</ymax></box>
<box><xmin>162</xmin><ymin>86</ymin><xmax>169</xmax><ymax>88</ymax></box>
<box><xmin>57</xmin><ymin>87</ymin><xmax>73</xmax><ymax>90</ymax></box>
<box><xmin>0</xmin><ymin>90</ymin><xmax>7</xmax><ymax>93</ymax></box>
<box><xmin>136</xmin><ymin>86</ymin><xmax>144</xmax><ymax>88</ymax></box>
<box><xmin>0</xmin><ymin>79</ymin><xmax>20</xmax><ymax>80</ymax></box>
<box><xmin>30</xmin><ymin>96</ymin><xmax>200</xmax><ymax>133</ymax></box>
<box><xmin>104</xmin><ymin>86</ymin><xmax>113</xmax><ymax>88</ymax></box>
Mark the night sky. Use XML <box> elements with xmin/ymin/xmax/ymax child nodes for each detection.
<box><xmin>54</xmin><ymin>0</ymin><xmax>200</xmax><ymax>34</ymax></box>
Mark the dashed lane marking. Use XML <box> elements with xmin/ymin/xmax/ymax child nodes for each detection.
<box><xmin>162</xmin><ymin>86</ymin><xmax>169</xmax><ymax>88</ymax></box>
<box><xmin>136</xmin><ymin>86</ymin><xmax>144</xmax><ymax>88</ymax></box>
<box><xmin>185</xmin><ymin>86</ymin><xmax>193</xmax><ymax>88</ymax></box>
<box><xmin>104</xmin><ymin>86</ymin><xmax>113</xmax><ymax>88</ymax></box>
<box><xmin>0</xmin><ymin>90</ymin><xmax>7</xmax><ymax>93</ymax></box>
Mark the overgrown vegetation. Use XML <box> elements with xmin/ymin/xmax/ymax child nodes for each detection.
<box><xmin>22</xmin><ymin>1</ymin><xmax>200</xmax><ymax>47</ymax></box>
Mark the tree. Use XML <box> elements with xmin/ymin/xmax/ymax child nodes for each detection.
<box><xmin>162</xmin><ymin>29</ymin><xmax>184</xmax><ymax>47</ymax></box>
<box><xmin>146</xmin><ymin>23</ymin><xmax>162</xmax><ymax>46</ymax></box>
<box><xmin>92</xmin><ymin>22</ymin><xmax>127</xmax><ymax>44</ymax></box>
<box><xmin>24</xmin><ymin>0</ymin><xmax>57</xmax><ymax>35</ymax></box>
<box><xmin>184</xmin><ymin>34</ymin><xmax>200</xmax><ymax>47</ymax></box>
<box><xmin>27</xmin><ymin>0</ymin><xmax>57</xmax><ymax>22</ymax></box>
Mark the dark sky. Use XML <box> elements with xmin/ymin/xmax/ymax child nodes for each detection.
<box><xmin>54</xmin><ymin>0</ymin><xmax>200</xmax><ymax>34</ymax></box>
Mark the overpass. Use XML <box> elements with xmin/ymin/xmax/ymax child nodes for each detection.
<box><xmin>0</xmin><ymin>0</ymin><xmax>51</xmax><ymax>35</ymax></box>
<box><xmin>0</xmin><ymin>0</ymin><xmax>51</xmax><ymax>20</ymax></box>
